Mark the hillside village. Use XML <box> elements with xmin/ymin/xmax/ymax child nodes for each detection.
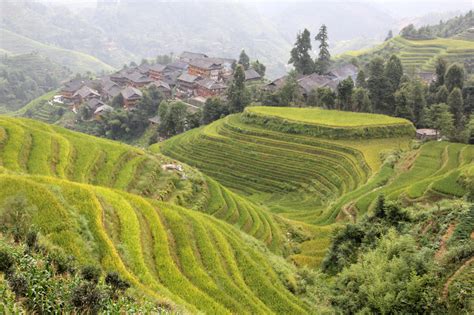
<box><xmin>57</xmin><ymin>51</ymin><xmax>360</xmax><ymax>119</ymax></box>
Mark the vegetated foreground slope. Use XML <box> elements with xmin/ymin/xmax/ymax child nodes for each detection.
<box><xmin>158</xmin><ymin>106</ymin><xmax>473</xmax><ymax>267</ymax></box>
<box><xmin>342</xmin><ymin>36</ymin><xmax>474</xmax><ymax>74</ymax></box>
<box><xmin>0</xmin><ymin>116</ymin><xmax>303</xmax><ymax>313</ymax></box>
<box><xmin>0</xmin><ymin>173</ymin><xmax>305</xmax><ymax>314</ymax></box>
<box><xmin>0</xmin><ymin>116</ymin><xmax>283</xmax><ymax>251</ymax></box>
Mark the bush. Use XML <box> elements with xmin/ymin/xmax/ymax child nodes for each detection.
<box><xmin>8</xmin><ymin>273</ymin><xmax>28</xmax><ymax>297</ymax></box>
<box><xmin>0</xmin><ymin>249</ymin><xmax>14</xmax><ymax>274</ymax></box>
<box><xmin>81</xmin><ymin>265</ymin><xmax>101</xmax><ymax>284</ymax></box>
<box><xmin>105</xmin><ymin>272</ymin><xmax>130</xmax><ymax>296</ymax></box>
<box><xmin>71</xmin><ymin>282</ymin><xmax>105</xmax><ymax>314</ymax></box>
<box><xmin>26</xmin><ymin>230</ymin><xmax>38</xmax><ymax>250</ymax></box>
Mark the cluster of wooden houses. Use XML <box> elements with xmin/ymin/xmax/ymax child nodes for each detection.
<box><xmin>265</xmin><ymin>63</ymin><xmax>359</xmax><ymax>98</ymax></box>
<box><xmin>59</xmin><ymin>51</ymin><xmax>264</xmax><ymax>117</ymax></box>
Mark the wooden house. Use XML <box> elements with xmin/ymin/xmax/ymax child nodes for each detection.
<box><xmin>196</xmin><ymin>78</ymin><xmax>227</xmax><ymax>98</ymax></box>
<box><xmin>188</xmin><ymin>58</ymin><xmax>223</xmax><ymax>81</ymax></box>
<box><xmin>148</xmin><ymin>64</ymin><xmax>167</xmax><ymax>81</ymax></box>
<box><xmin>177</xmin><ymin>73</ymin><xmax>200</xmax><ymax>92</ymax></box>
<box><xmin>121</xmin><ymin>86</ymin><xmax>143</xmax><ymax>109</ymax></box>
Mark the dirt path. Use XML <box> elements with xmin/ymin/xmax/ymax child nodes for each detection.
<box><xmin>435</xmin><ymin>223</ymin><xmax>456</xmax><ymax>261</ymax></box>
<box><xmin>442</xmin><ymin>256</ymin><xmax>474</xmax><ymax>300</ymax></box>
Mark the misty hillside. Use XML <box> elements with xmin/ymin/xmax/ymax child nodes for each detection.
<box><xmin>4</xmin><ymin>0</ymin><xmax>467</xmax><ymax>78</ymax></box>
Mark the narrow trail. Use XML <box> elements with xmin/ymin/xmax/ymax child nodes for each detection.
<box><xmin>442</xmin><ymin>256</ymin><xmax>474</xmax><ymax>300</ymax></box>
<box><xmin>435</xmin><ymin>223</ymin><xmax>456</xmax><ymax>261</ymax></box>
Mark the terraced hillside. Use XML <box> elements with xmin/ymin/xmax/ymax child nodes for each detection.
<box><xmin>158</xmin><ymin>106</ymin><xmax>473</xmax><ymax>267</ymax></box>
<box><xmin>0</xmin><ymin>116</ymin><xmax>283</xmax><ymax>251</ymax></box>
<box><xmin>0</xmin><ymin>116</ymin><xmax>305</xmax><ymax>312</ymax></box>
<box><xmin>342</xmin><ymin>36</ymin><xmax>474</xmax><ymax>74</ymax></box>
<box><xmin>0</xmin><ymin>173</ymin><xmax>306</xmax><ymax>313</ymax></box>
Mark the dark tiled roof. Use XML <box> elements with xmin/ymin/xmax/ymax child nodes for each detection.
<box><xmin>180</xmin><ymin>51</ymin><xmax>208</xmax><ymax>60</ymax></box>
<box><xmin>62</xmin><ymin>79</ymin><xmax>85</xmax><ymax>93</ymax></box>
<box><xmin>121</xmin><ymin>86</ymin><xmax>143</xmax><ymax>100</ymax></box>
<box><xmin>328</xmin><ymin>64</ymin><xmax>358</xmax><ymax>80</ymax></box>
<box><xmin>297</xmin><ymin>74</ymin><xmax>334</xmax><ymax>93</ymax></box>
<box><xmin>178</xmin><ymin>73</ymin><xmax>199</xmax><ymax>83</ymax></box>
<box><xmin>86</xmin><ymin>98</ymin><xmax>105</xmax><ymax>110</ymax></box>
<box><xmin>196</xmin><ymin>78</ymin><xmax>227</xmax><ymax>90</ymax></box>
<box><xmin>94</xmin><ymin>104</ymin><xmax>113</xmax><ymax>115</ymax></box>
<box><xmin>165</xmin><ymin>61</ymin><xmax>189</xmax><ymax>71</ymax></box>
<box><xmin>73</xmin><ymin>86</ymin><xmax>100</xmax><ymax>98</ymax></box>
<box><xmin>149</xmin><ymin>63</ymin><xmax>166</xmax><ymax>72</ymax></box>
<box><xmin>149</xmin><ymin>80</ymin><xmax>171</xmax><ymax>90</ymax></box>
<box><xmin>189</xmin><ymin>58</ymin><xmax>223</xmax><ymax>70</ymax></box>
<box><xmin>244</xmin><ymin>69</ymin><xmax>261</xmax><ymax>81</ymax></box>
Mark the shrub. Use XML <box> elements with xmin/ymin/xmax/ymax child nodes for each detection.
<box><xmin>8</xmin><ymin>274</ymin><xmax>28</xmax><ymax>297</ymax></box>
<box><xmin>105</xmin><ymin>271</ymin><xmax>130</xmax><ymax>296</ymax></box>
<box><xmin>25</xmin><ymin>230</ymin><xmax>38</xmax><ymax>250</ymax></box>
<box><xmin>71</xmin><ymin>282</ymin><xmax>105</xmax><ymax>314</ymax></box>
<box><xmin>81</xmin><ymin>265</ymin><xmax>101</xmax><ymax>284</ymax></box>
<box><xmin>0</xmin><ymin>249</ymin><xmax>14</xmax><ymax>274</ymax></box>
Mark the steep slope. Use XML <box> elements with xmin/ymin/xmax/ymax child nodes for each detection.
<box><xmin>0</xmin><ymin>116</ymin><xmax>283</xmax><ymax>251</ymax></box>
<box><xmin>0</xmin><ymin>173</ymin><xmax>305</xmax><ymax>314</ymax></box>
<box><xmin>0</xmin><ymin>115</ymin><xmax>304</xmax><ymax>312</ymax></box>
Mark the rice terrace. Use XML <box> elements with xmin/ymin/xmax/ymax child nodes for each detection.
<box><xmin>0</xmin><ymin>1</ymin><xmax>473</xmax><ymax>313</ymax></box>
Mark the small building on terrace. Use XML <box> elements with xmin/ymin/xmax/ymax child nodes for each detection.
<box><xmin>416</xmin><ymin>128</ymin><xmax>440</xmax><ymax>141</ymax></box>
<box><xmin>196</xmin><ymin>78</ymin><xmax>227</xmax><ymax>98</ymax></box>
<box><xmin>188</xmin><ymin>58</ymin><xmax>223</xmax><ymax>81</ymax></box>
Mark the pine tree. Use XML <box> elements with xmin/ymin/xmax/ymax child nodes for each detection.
<box><xmin>336</xmin><ymin>77</ymin><xmax>354</xmax><ymax>110</ymax></box>
<box><xmin>434</xmin><ymin>58</ymin><xmax>447</xmax><ymax>87</ymax></box>
<box><xmin>384</xmin><ymin>55</ymin><xmax>403</xmax><ymax>92</ymax></box>
<box><xmin>227</xmin><ymin>65</ymin><xmax>250</xmax><ymax>113</ymax></box>
<box><xmin>356</xmin><ymin>70</ymin><xmax>367</xmax><ymax>88</ymax></box>
<box><xmin>411</xmin><ymin>80</ymin><xmax>426</xmax><ymax>126</ymax></box>
<box><xmin>251</xmin><ymin>60</ymin><xmax>266</xmax><ymax>77</ymax></box>
<box><xmin>351</xmin><ymin>88</ymin><xmax>371</xmax><ymax>112</ymax></box>
<box><xmin>448</xmin><ymin>87</ymin><xmax>465</xmax><ymax>130</ymax></box>
<box><xmin>314</xmin><ymin>24</ymin><xmax>331</xmax><ymax>74</ymax></box>
<box><xmin>385</xmin><ymin>30</ymin><xmax>393</xmax><ymax>41</ymax></box>
<box><xmin>445</xmin><ymin>63</ymin><xmax>465</xmax><ymax>92</ymax></box>
<box><xmin>238</xmin><ymin>50</ymin><xmax>250</xmax><ymax>70</ymax></box>
<box><xmin>435</xmin><ymin>85</ymin><xmax>449</xmax><ymax>104</ymax></box>
<box><xmin>425</xmin><ymin>103</ymin><xmax>454</xmax><ymax>138</ymax></box>
<box><xmin>367</xmin><ymin>57</ymin><xmax>391</xmax><ymax>114</ymax></box>
<box><xmin>289</xmin><ymin>29</ymin><xmax>315</xmax><ymax>75</ymax></box>
<box><xmin>394</xmin><ymin>87</ymin><xmax>414</xmax><ymax>121</ymax></box>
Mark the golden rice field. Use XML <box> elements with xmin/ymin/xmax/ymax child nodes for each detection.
<box><xmin>158</xmin><ymin>107</ymin><xmax>473</xmax><ymax>267</ymax></box>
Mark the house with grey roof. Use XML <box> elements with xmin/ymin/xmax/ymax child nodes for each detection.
<box><xmin>121</xmin><ymin>86</ymin><xmax>143</xmax><ymax>109</ymax></box>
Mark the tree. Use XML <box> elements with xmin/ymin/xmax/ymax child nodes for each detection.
<box><xmin>289</xmin><ymin>29</ymin><xmax>315</xmax><ymax>75</ymax></box>
<box><xmin>434</xmin><ymin>58</ymin><xmax>447</xmax><ymax>87</ymax></box>
<box><xmin>336</xmin><ymin>77</ymin><xmax>354</xmax><ymax>110</ymax></box>
<box><xmin>356</xmin><ymin>70</ymin><xmax>367</xmax><ymax>88</ymax></box>
<box><xmin>351</xmin><ymin>88</ymin><xmax>372</xmax><ymax>112</ymax></box>
<box><xmin>314</xmin><ymin>24</ymin><xmax>331</xmax><ymax>74</ymax></box>
<box><xmin>227</xmin><ymin>65</ymin><xmax>250</xmax><ymax>113</ymax></box>
<box><xmin>251</xmin><ymin>60</ymin><xmax>266</xmax><ymax>77</ymax></box>
<box><xmin>186</xmin><ymin>110</ymin><xmax>202</xmax><ymax>129</ymax></box>
<box><xmin>111</xmin><ymin>93</ymin><xmax>124</xmax><ymax>108</ymax></box>
<box><xmin>436</xmin><ymin>85</ymin><xmax>449</xmax><ymax>104</ymax></box>
<box><xmin>367</xmin><ymin>57</ymin><xmax>391</xmax><ymax>114</ymax></box>
<box><xmin>167</xmin><ymin>102</ymin><xmax>188</xmax><ymax>136</ymax></box>
<box><xmin>384</xmin><ymin>55</ymin><xmax>403</xmax><ymax>93</ymax></box>
<box><xmin>313</xmin><ymin>87</ymin><xmax>336</xmax><ymax>109</ymax></box>
<box><xmin>278</xmin><ymin>70</ymin><xmax>302</xmax><ymax>106</ymax></box>
<box><xmin>445</xmin><ymin>63</ymin><xmax>465</xmax><ymax>92</ymax></box>
<box><xmin>425</xmin><ymin>103</ymin><xmax>454</xmax><ymax>138</ymax></box>
<box><xmin>385</xmin><ymin>30</ymin><xmax>393</xmax><ymax>41</ymax></box>
<box><xmin>238</xmin><ymin>50</ymin><xmax>250</xmax><ymax>70</ymax></box>
<box><xmin>411</xmin><ymin>79</ymin><xmax>427</xmax><ymax>126</ymax></box>
<box><xmin>448</xmin><ymin>87</ymin><xmax>465</xmax><ymax>130</ymax></box>
<box><xmin>202</xmin><ymin>97</ymin><xmax>229</xmax><ymax>124</ymax></box>
<box><xmin>394</xmin><ymin>87</ymin><xmax>414</xmax><ymax>121</ymax></box>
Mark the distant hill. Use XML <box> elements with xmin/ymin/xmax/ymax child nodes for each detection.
<box><xmin>0</xmin><ymin>53</ymin><xmax>71</xmax><ymax>112</ymax></box>
<box><xmin>0</xmin><ymin>29</ymin><xmax>115</xmax><ymax>74</ymax></box>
